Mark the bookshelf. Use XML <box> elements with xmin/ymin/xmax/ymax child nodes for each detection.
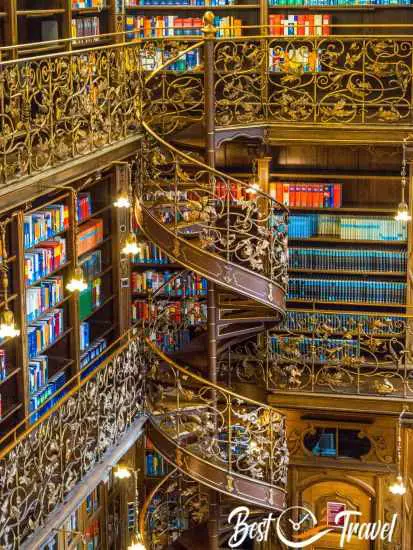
<box><xmin>265</xmin><ymin>173</ymin><xmax>409</xmax><ymax>314</ymax></box>
<box><xmin>130</xmin><ymin>234</ymin><xmax>208</xmax><ymax>353</ymax></box>
<box><xmin>0</xmin><ymin>0</ymin><xmax>411</xmax><ymax>54</ymax></box>
<box><xmin>0</xmin><ymin>169</ymin><xmax>124</xmax><ymax>438</ymax></box>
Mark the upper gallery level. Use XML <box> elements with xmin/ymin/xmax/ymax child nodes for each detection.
<box><xmin>1</xmin><ymin>8</ymin><xmax>413</xmax><ymax>195</ymax></box>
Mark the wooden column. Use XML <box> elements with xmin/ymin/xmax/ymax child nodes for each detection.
<box><xmin>203</xmin><ymin>14</ymin><xmax>220</xmax><ymax>550</ymax></box>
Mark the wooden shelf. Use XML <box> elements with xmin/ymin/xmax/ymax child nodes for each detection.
<box><xmin>0</xmin><ymin>368</ymin><xmax>21</xmax><ymax>388</ymax></box>
<box><xmin>231</xmin><ymin>170</ymin><xmax>400</xmax><ymax>181</ymax></box>
<box><xmin>78</xmin><ymin>235</ymin><xmax>112</xmax><ymax>260</ymax></box>
<box><xmin>287</xmin><ymin>298</ymin><xmax>407</xmax><ymax>309</ymax></box>
<box><xmin>290</xmin><ymin>204</ymin><xmax>396</xmax><ymax>214</ymax></box>
<box><xmin>269</xmin><ymin>3</ymin><xmax>413</xmax><ymax>9</ymax></box>
<box><xmin>131</xmin><ymin>262</ymin><xmax>183</xmax><ymax>270</ymax></box>
<box><xmin>126</xmin><ymin>3</ymin><xmax>259</xmax><ymax>8</ymax></box>
<box><xmin>72</xmin><ymin>6</ymin><xmax>109</xmax><ymax>14</ymax></box>
<box><xmin>28</xmin><ymin>295</ymin><xmax>71</xmax><ymax>325</ymax></box>
<box><xmin>80</xmin><ymin>294</ymin><xmax>116</xmax><ymax>323</ymax></box>
<box><xmin>26</xmin><ymin>261</ymin><xmax>71</xmax><ymax>289</ymax></box>
<box><xmin>17</xmin><ymin>9</ymin><xmax>66</xmax><ymax>16</ymax></box>
<box><xmin>289</xmin><ymin>237</ymin><xmax>407</xmax><ymax>246</ymax></box>
<box><xmin>31</xmin><ymin>327</ymin><xmax>73</xmax><ymax>358</ymax></box>
<box><xmin>0</xmin><ymin>403</ymin><xmax>22</xmax><ymax>425</ymax></box>
<box><xmin>288</xmin><ymin>268</ymin><xmax>407</xmax><ymax>277</ymax></box>
<box><xmin>24</xmin><ymin>229</ymin><xmax>68</xmax><ymax>253</ymax></box>
<box><xmin>78</xmin><ymin>204</ymin><xmax>113</xmax><ymax>226</ymax></box>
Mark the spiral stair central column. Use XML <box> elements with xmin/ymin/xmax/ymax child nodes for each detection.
<box><xmin>204</xmin><ymin>15</ymin><xmax>220</xmax><ymax>550</ymax></box>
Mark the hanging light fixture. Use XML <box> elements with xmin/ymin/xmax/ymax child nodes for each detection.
<box><xmin>114</xmin><ymin>465</ymin><xmax>132</xmax><ymax>479</ymax></box>
<box><xmin>122</xmin><ymin>231</ymin><xmax>141</xmax><ymax>256</ymax></box>
<box><xmin>66</xmin><ymin>266</ymin><xmax>88</xmax><ymax>293</ymax></box>
<box><xmin>128</xmin><ymin>539</ymin><xmax>146</xmax><ymax>550</ymax></box>
<box><xmin>389</xmin><ymin>408</ymin><xmax>408</xmax><ymax>496</ymax></box>
<box><xmin>66</xmin><ymin>189</ymin><xmax>88</xmax><ymax>293</ymax></box>
<box><xmin>0</xmin><ymin>222</ymin><xmax>19</xmax><ymax>340</ymax></box>
<box><xmin>395</xmin><ymin>139</ymin><xmax>411</xmax><ymax>222</ymax></box>
<box><xmin>114</xmin><ymin>194</ymin><xmax>132</xmax><ymax>209</ymax></box>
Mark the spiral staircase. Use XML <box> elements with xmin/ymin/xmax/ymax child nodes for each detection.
<box><xmin>0</xmin><ymin>30</ymin><xmax>290</xmax><ymax>550</ymax></box>
<box><xmin>135</xmin><ymin>30</ymin><xmax>290</xmax><ymax>548</ymax></box>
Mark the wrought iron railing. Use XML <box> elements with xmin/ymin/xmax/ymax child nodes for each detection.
<box><xmin>214</xmin><ymin>34</ymin><xmax>413</xmax><ymax>127</ymax></box>
<box><xmin>0</xmin><ymin>330</ymin><xmax>146</xmax><ymax>550</ymax></box>
<box><xmin>1</xmin><ymin>24</ymin><xmax>413</xmax><ymax>186</ymax></box>
<box><xmin>218</xmin><ymin>310</ymin><xmax>413</xmax><ymax>399</ymax></box>
<box><xmin>136</xmin><ymin>132</ymin><xmax>289</xmax><ymax>303</ymax></box>
<box><xmin>139</xmin><ymin>468</ymin><xmax>209</xmax><ymax>550</ymax></box>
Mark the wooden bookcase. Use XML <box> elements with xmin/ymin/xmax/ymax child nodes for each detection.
<box><xmin>0</xmin><ymin>0</ymin><xmax>411</xmax><ymax>55</ymax></box>
<box><xmin>0</xmin><ymin>168</ymin><xmax>125</xmax><ymax>440</ymax></box>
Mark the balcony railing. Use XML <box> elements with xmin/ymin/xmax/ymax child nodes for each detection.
<box><xmin>0</xmin><ymin>330</ymin><xmax>145</xmax><ymax>550</ymax></box>
<box><xmin>218</xmin><ymin>310</ymin><xmax>413</xmax><ymax>399</ymax></box>
<box><xmin>1</xmin><ymin>24</ymin><xmax>413</xmax><ymax>187</ymax></box>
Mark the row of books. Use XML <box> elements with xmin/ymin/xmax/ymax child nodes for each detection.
<box><xmin>28</xmin><ymin>309</ymin><xmax>65</xmax><ymax>359</ymax></box>
<box><xmin>29</xmin><ymin>371</ymin><xmax>66</xmax><ymax>422</ymax></box>
<box><xmin>77</xmin><ymin>219</ymin><xmax>104</xmax><ymax>256</ymax></box>
<box><xmin>140</xmin><ymin>48</ymin><xmax>200</xmax><ymax>71</ymax></box>
<box><xmin>281</xmin><ymin>310</ymin><xmax>405</xmax><ymax>335</ymax></box>
<box><xmin>26</xmin><ymin>276</ymin><xmax>64</xmax><ymax>323</ymax></box>
<box><xmin>289</xmin><ymin>247</ymin><xmax>407</xmax><ymax>272</ymax></box>
<box><xmin>150</xmin><ymin>329</ymin><xmax>192</xmax><ymax>353</ymax></box>
<box><xmin>77</xmin><ymin>192</ymin><xmax>93</xmax><ymax>222</ymax></box>
<box><xmin>131</xmin><ymin>271</ymin><xmax>208</xmax><ymax>296</ymax></box>
<box><xmin>126</xmin><ymin>15</ymin><xmax>203</xmax><ymax>37</ymax></box>
<box><xmin>271</xmin><ymin>335</ymin><xmax>360</xmax><ymax>359</ymax></box>
<box><xmin>269</xmin><ymin>14</ymin><xmax>331</xmax><ymax>35</ymax></box>
<box><xmin>25</xmin><ymin>237</ymin><xmax>67</xmax><ymax>285</ymax></box>
<box><xmin>71</xmin><ymin>17</ymin><xmax>100</xmax><ymax>39</ymax></box>
<box><xmin>132</xmin><ymin>242</ymin><xmax>173</xmax><ymax>264</ymax></box>
<box><xmin>128</xmin><ymin>0</ymin><xmax>205</xmax><ymax>4</ymax></box>
<box><xmin>269</xmin><ymin>0</ymin><xmax>410</xmax><ymax>5</ymax></box>
<box><xmin>29</xmin><ymin>355</ymin><xmax>48</xmax><ymax>395</ymax></box>
<box><xmin>79</xmin><ymin>279</ymin><xmax>102</xmax><ymax>320</ymax></box>
<box><xmin>269</xmin><ymin>45</ymin><xmax>322</xmax><ymax>73</ymax></box>
<box><xmin>288</xmin><ymin>278</ymin><xmax>406</xmax><ymax>304</ymax></box>
<box><xmin>271</xmin><ymin>182</ymin><xmax>342</xmax><ymax>208</ymax></box>
<box><xmin>80</xmin><ymin>338</ymin><xmax>107</xmax><ymax>370</ymax></box>
<box><xmin>80</xmin><ymin>250</ymin><xmax>102</xmax><ymax>281</ymax></box>
<box><xmin>146</xmin><ymin>451</ymin><xmax>166</xmax><ymax>477</ymax></box>
<box><xmin>132</xmin><ymin>299</ymin><xmax>207</xmax><ymax>322</ymax></box>
<box><xmin>0</xmin><ymin>350</ymin><xmax>6</xmax><ymax>382</ymax></box>
<box><xmin>24</xmin><ymin>204</ymin><xmax>69</xmax><ymax>249</ymax></box>
<box><xmin>215</xmin><ymin>16</ymin><xmax>242</xmax><ymax>37</ymax></box>
<box><xmin>72</xmin><ymin>0</ymin><xmax>105</xmax><ymax>7</ymax></box>
<box><xmin>289</xmin><ymin>214</ymin><xmax>408</xmax><ymax>241</ymax></box>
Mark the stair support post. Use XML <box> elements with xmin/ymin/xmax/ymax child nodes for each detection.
<box><xmin>203</xmin><ymin>14</ymin><xmax>220</xmax><ymax>550</ymax></box>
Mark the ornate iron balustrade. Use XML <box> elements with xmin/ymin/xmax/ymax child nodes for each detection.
<box><xmin>214</xmin><ymin>35</ymin><xmax>413</xmax><ymax>126</ymax></box>
<box><xmin>140</xmin><ymin>468</ymin><xmax>209</xmax><ymax>550</ymax></box>
<box><xmin>1</xmin><ymin>28</ymin><xmax>413</xmax><ymax>187</ymax></box>
<box><xmin>217</xmin><ymin>310</ymin><xmax>413</xmax><ymax>399</ymax></box>
<box><xmin>136</xmin><ymin>132</ymin><xmax>289</xmax><ymax>302</ymax></box>
<box><xmin>0</xmin><ymin>37</ymin><xmax>203</xmax><ymax>187</ymax></box>
<box><xmin>0</xmin><ymin>331</ymin><xmax>146</xmax><ymax>550</ymax></box>
<box><xmin>145</xmin><ymin>334</ymin><xmax>288</xmax><ymax>508</ymax></box>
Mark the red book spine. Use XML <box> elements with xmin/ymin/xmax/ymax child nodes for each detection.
<box><xmin>296</xmin><ymin>183</ymin><xmax>302</xmax><ymax>207</ymax></box>
<box><xmin>297</xmin><ymin>15</ymin><xmax>305</xmax><ymax>36</ymax></box>
<box><xmin>322</xmin><ymin>14</ymin><xmax>331</xmax><ymax>36</ymax></box>
<box><xmin>276</xmin><ymin>183</ymin><xmax>283</xmax><ymax>204</ymax></box>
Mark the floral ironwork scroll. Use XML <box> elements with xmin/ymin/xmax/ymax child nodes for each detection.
<box><xmin>0</xmin><ymin>336</ymin><xmax>146</xmax><ymax>550</ymax></box>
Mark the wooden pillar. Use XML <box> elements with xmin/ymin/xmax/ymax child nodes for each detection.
<box><xmin>203</xmin><ymin>14</ymin><xmax>220</xmax><ymax>550</ymax></box>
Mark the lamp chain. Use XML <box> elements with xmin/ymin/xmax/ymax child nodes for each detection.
<box><xmin>401</xmin><ymin>138</ymin><xmax>407</xmax><ymax>204</ymax></box>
